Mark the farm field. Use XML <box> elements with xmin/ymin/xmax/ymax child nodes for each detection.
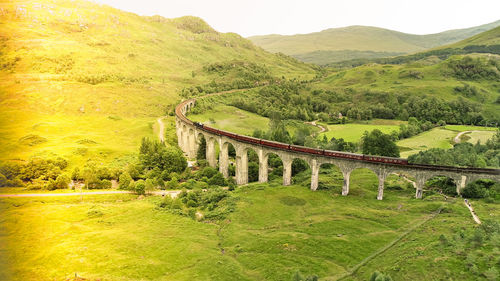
<box><xmin>396</xmin><ymin>128</ymin><xmax>457</xmax><ymax>158</ymax></box>
<box><xmin>319</xmin><ymin>122</ymin><xmax>401</xmax><ymax>143</ymax></box>
<box><xmin>0</xmin><ymin>169</ymin><xmax>490</xmax><ymax>281</ymax></box>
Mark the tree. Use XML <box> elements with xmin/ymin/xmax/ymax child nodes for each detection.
<box><xmin>135</xmin><ymin>180</ymin><xmax>145</xmax><ymax>195</ymax></box>
<box><xmin>119</xmin><ymin>172</ymin><xmax>133</xmax><ymax>190</ymax></box>
<box><xmin>139</xmin><ymin>137</ymin><xmax>187</xmax><ymax>173</ymax></box>
<box><xmin>53</xmin><ymin>174</ymin><xmax>71</xmax><ymax>190</ymax></box>
<box><xmin>361</xmin><ymin>129</ymin><xmax>400</xmax><ymax>157</ymax></box>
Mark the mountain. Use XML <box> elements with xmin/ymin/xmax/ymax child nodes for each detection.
<box><xmin>248</xmin><ymin>20</ymin><xmax>500</xmax><ymax>65</ymax></box>
<box><xmin>310</xmin><ymin>27</ymin><xmax>500</xmax><ymax>123</ymax></box>
<box><xmin>0</xmin><ymin>0</ymin><xmax>316</xmax><ymax>165</ymax></box>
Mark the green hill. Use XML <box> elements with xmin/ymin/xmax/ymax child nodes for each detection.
<box><xmin>329</xmin><ymin>26</ymin><xmax>500</xmax><ymax>68</ymax></box>
<box><xmin>248</xmin><ymin>21</ymin><xmax>500</xmax><ymax>65</ymax></box>
<box><xmin>0</xmin><ymin>0</ymin><xmax>316</xmax><ymax>166</ymax></box>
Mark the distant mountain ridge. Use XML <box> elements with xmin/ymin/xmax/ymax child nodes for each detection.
<box><xmin>248</xmin><ymin>20</ymin><xmax>500</xmax><ymax>65</ymax></box>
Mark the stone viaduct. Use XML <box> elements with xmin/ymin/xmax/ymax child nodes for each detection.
<box><xmin>175</xmin><ymin>98</ymin><xmax>500</xmax><ymax>200</ymax></box>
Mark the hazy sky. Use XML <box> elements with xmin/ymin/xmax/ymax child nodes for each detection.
<box><xmin>93</xmin><ymin>0</ymin><xmax>500</xmax><ymax>37</ymax></box>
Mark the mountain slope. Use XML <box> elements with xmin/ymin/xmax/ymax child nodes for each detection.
<box><xmin>248</xmin><ymin>20</ymin><xmax>500</xmax><ymax>64</ymax></box>
<box><xmin>0</xmin><ymin>0</ymin><xmax>316</xmax><ymax>165</ymax></box>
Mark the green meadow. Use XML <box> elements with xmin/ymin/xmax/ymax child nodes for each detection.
<box><xmin>1</xmin><ymin>168</ymin><xmax>489</xmax><ymax>281</ymax></box>
<box><xmin>0</xmin><ymin>0</ymin><xmax>315</xmax><ymax>166</ymax></box>
<box><xmin>319</xmin><ymin>121</ymin><xmax>401</xmax><ymax>143</ymax></box>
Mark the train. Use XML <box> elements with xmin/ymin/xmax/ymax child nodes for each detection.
<box><xmin>193</xmin><ymin>122</ymin><xmax>409</xmax><ymax>165</ymax></box>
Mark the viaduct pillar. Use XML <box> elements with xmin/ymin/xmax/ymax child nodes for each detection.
<box><xmin>310</xmin><ymin>159</ymin><xmax>320</xmax><ymax>191</ymax></box>
<box><xmin>376</xmin><ymin>170</ymin><xmax>387</xmax><ymax>201</ymax></box>
<box><xmin>219</xmin><ymin>142</ymin><xmax>229</xmax><ymax>178</ymax></box>
<box><xmin>283</xmin><ymin>157</ymin><xmax>292</xmax><ymax>186</ymax></box>
<box><xmin>206</xmin><ymin>137</ymin><xmax>217</xmax><ymax>168</ymax></box>
<box><xmin>236</xmin><ymin>147</ymin><xmax>248</xmax><ymax>185</ymax></box>
<box><xmin>341</xmin><ymin>168</ymin><xmax>353</xmax><ymax>196</ymax></box>
<box><xmin>258</xmin><ymin>150</ymin><xmax>268</xmax><ymax>183</ymax></box>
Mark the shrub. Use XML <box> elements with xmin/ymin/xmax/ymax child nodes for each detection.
<box><xmin>208</xmin><ymin>172</ymin><xmax>226</xmax><ymax>186</ymax></box>
<box><xmin>118</xmin><ymin>172</ymin><xmax>133</xmax><ymax>190</ymax></box>
<box><xmin>369</xmin><ymin>271</ymin><xmax>393</xmax><ymax>281</ymax></box>
<box><xmin>100</xmin><ymin>179</ymin><xmax>112</xmax><ymax>189</ymax></box>
<box><xmin>145</xmin><ymin>178</ymin><xmax>156</xmax><ymax>192</ymax></box>
<box><xmin>135</xmin><ymin>180</ymin><xmax>145</xmax><ymax>195</ymax></box>
<box><xmin>53</xmin><ymin>174</ymin><xmax>71</xmax><ymax>190</ymax></box>
<box><xmin>166</xmin><ymin>177</ymin><xmax>179</xmax><ymax>189</ymax></box>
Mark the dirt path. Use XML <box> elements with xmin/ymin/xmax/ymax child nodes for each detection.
<box><xmin>0</xmin><ymin>190</ymin><xmax>133</xmax><ymax>198</ymax></box>
<box><xmin>157</xmin><ymin>117</ymin><xmax>165</xmax><ymax>142</ymax></box>
<box><xmin>0</xmin><ymin>190</ymin><xmax>182</xmax><ymax>198</ymax></box>
<box><xmin>453</xmin><ymin>130</ymin><xmax>480</xmax><ymax>143</ymax></box>
<box><xmin>305</xmin><ymin>120</ymin><xmax>326</xmax><ymax>135</ymax></box>
<box><xmin>464</xmin><ymin>199</ymin><xmax>481</xmax><ymax>224</ymax></box>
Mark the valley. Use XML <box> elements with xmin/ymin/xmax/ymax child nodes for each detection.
<box><xmin>1</xmin><ymin>0</ymin><xmax>499</xmax><ymax>280</ymax></box>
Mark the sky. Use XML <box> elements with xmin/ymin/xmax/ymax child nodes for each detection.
<box><xmin>92</xmin><ymin>0</ymin><xmax>500</xmax><ymax>37</ymax></box>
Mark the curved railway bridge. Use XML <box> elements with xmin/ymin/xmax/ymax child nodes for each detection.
<box><xmin>175</xmin><ymin>97</ymin><xmax>500</xmax><ymax>200</ymax></box>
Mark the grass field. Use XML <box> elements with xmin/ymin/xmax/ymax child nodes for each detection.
<box><xmin>1</xmin><ymin>168</ymin><xmax>493</xmax><ymax>281</ymax></box>
<box><xmin>0</xmin><ymin>0</ymin><xmax>315</xmax><ymax>166</ymax></box>
<box><xmin>397</xmin><ymin>126</ymin><xmax>498</xmax><ymax>158</ymax></box>
<box><xmin>396</xmin><ymin>128</ymin><xmax>456</xmax><ymax>158</ymax></box>
<box><xmin>188</xmin><ymin>105</ymin><xmax>318</xmax><ymax>136</ymax></box>
<box><xmin>319</xmin><ymin>122</ymin><xmax>400</xmax><ymax>143</ymax></box>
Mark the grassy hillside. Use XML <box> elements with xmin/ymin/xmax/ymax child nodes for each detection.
<box><xmin>0</xmin><ymin>0</ymin><xmax>316</xmax><ymax>167</ymax></box>
<box><xmin>314</xmin><ymin>54</ymin><xmax>500</xmax><ymax>122</ymax></box>
<box><xmin>3</xmin><ymin>173</ymin><xmax>496</xmax><ymax>280</ymax></box>
<box><xmin>330</xmin><ymin>26</ymin><xmax>500</xmax><ymax>68</ymax></box>
<box><xmin>249</xmin><ymin>21</ymin><xmax>500</xmax><ymax>65</ymax></box>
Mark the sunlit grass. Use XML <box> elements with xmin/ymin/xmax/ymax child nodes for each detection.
<box><xmin>1</xmin><ymin>169</ymin><xmax>474</xmax><ymax>280</ymax></box>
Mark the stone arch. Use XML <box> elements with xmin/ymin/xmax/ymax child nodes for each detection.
<box><xmin>205</xmin><ymin>136</ymin><xmax>219</xmax><ymax>168</ymax></box>
<box><xmin>244</xmin><ymin>146</ymin><xmax>260</xmax><ymax>183</ymax></box>
<box><xmin>458</xmin><ymin>175</ymin><xmax>499</xmax><ymax>198</ymax></box>
<box><xmin>423</xmin><ymin>174</ymin><xmax>460</xmax><ymax>197</ymax></box>
<box><xmin>313</xmin><ymin>161</ymin><xmax>343</xmax><ymax>192</ymax></box>
<box><xmin>195</xmin><ymin>132</ymin><xmax>206</xmax><ymax>160</ymax></box>
<box><xmin>349</xmin><ymin>167</ymin><xmax>385</xmax><ymax>200</ymax></box>
<box><xmin>219</xmin><ymin>140</ymin><xmax>237</xmax><ymax>179</ymax></box>
<box><xmin>263</xmin><ymin>151</ymin><xmax>284</xmax><ymax>183</ymax></box>
<box><xmin>290</xmin><ymin>157</ymin><xmax>311</xmax><ymax>186</ymax></box>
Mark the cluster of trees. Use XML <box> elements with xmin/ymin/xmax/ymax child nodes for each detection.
<box><xmin>448</xmin><ymin>56</ymin><xmax>500</xmax><ymax>80</ymax></box>
<box><xmin>397</xmin><ymin>117</ymin><xmax>435</xmax><ymax>140</ymax></box>
<box><xmin>328</xmin><ymin>46</ymin><xmax>500</xmax><ymax>68</ymax></box>
<box><xmin>361</xmin><ymin>129</ymin><xmax>400</xmax><ymax>157</ymax></box>
<box><xmin>226</xmin><ymin>81</ymin><xmax>491</xmax><ymax>126</ymax></box>
<box><xmin>461</xmin><ymin>179</ymin><xmax>499</xmax><ymax>201</ymax></box>
<box><xmin>408</xmin><ymin>131</ymin><xmax>500</xmax><ymax>168</ymax></box>
<box><xmin>0</xmin><ymin>157</ymin><xmax>70</xmax><ymax>190</ymax></box>
<box><xmin>158</xmin><ymin>188</ymin><xmax>235</xmax><ymax>221</ymax></box>
<box><xmin>180</xmin><ymin>60</ymin><xmax>277</xmax><ymax>99</ymax></box>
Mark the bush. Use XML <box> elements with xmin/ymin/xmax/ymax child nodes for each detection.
<box><xmin>462</xmin><ymin>180</ymin><xmax>498</xmax><ymax>199</ymax></box>
<box><xmin>145</xmin><ymin>178</ymin><xmax>156</xmax><ymax>192</ymax></box>
<box><xmin>208</xmin><ymin>172</ymin><xmax>226</xmax><ymax>186</ymax></box>
<box><xmin>135</xmin><ymin>180</ymin><xmax>145</xmax><ymax>195</ymax></box>
<box><xmin>53</xmin><ymin>174</ymin><xmax>71</xmax><ymax>190</ymax></box>
<box><xmin>119</xmin><ymin>172</ymin><xmax>133</xmax><ymax>190</ymax></box>
<box><xmin>100</xmin><ymin>179</ymin><xmax>112</xmax><ymax>189</ymax></box>
<box><xmin>370</xmin><ymin>271</ymin><xmax>393</xmax><ymax>281</ymax></box>
<box><xmin>166</xmin><ymin>177</ymin><xmax>179</xmax><ymax>189</ymax></box>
